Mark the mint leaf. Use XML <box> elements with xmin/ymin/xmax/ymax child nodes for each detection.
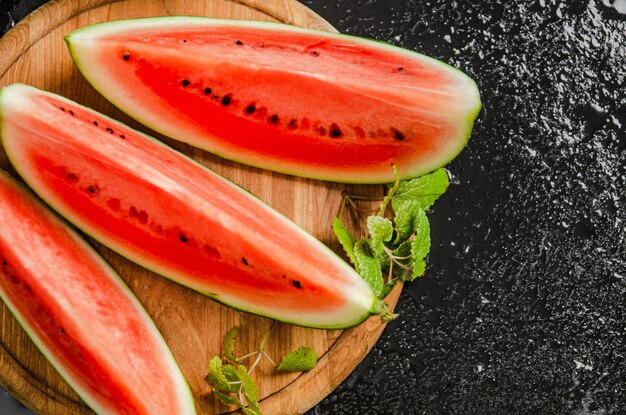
<box><xmin>354</xmin><ymin>240</ymin><xmax>384</xmax><ymax>297</ymax></box>
<box><xmin>367</xmin><ymin>216</ymin><xmax>393</xmax><ymax>257</ymax></box>
<box><xmin>392</xmin><ymin>168</ymin><xmax>448</xmax><ymax>241</ymax></box>
<box><xmin>213</xmin><ymin>389</ymin><xmax>240</xmax><ymax>406</ymax></box>
<box><xmin>237</xmin><ymin>365</ymin><xmax>260</xmax><ymax>414</ymax></box>
<box><xmin>224</xmin><ymin>326</ymin><xmax>239</xmax><ymax>363</ymax></box>
<box><xmin>277</xmin><ymin>346</ymin><xmax>317</xmax><ymax>372</ymax></box>
<box><xmin>394</xmin><ymin>168</ymin><xmax>449</xmax><ymax>211</ymax></box>
<box><xmin>394</xmin><ymin>239</ymin><xmax>413</xmax><ymax>257</ymax></box>
<box><xmin>408</xmin><ymin>209</ymin><xmax>431</xmax><ymax>281</ymax></box>
<box><xmin>222</xmin><ymin>363</ymin><xmax>240</xmax><ymax>385</ymax></box>
<box><xmin>207</xmin><ymin>356</ymin><xmax>238</xmax><ymax>393</ymax></box>
<box><xmin>332</xmin><ymin>217</ymin><xmax>357</xmax><ymax>266</ymax></box>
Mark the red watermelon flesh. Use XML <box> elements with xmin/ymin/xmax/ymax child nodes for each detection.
<box><xmin>0</xmin><ymin>84</ymin><xmax>376</xmax><ymax>329</ymax></box>
<box><xmin>66</xmin><ymin>17</ymin><xmax>481</xmax><ymax>183</ymax></box>
<box><xmin>0</xmin><ymin>171</ymin><xmax>195</xmax><ymax>415</ymax></box>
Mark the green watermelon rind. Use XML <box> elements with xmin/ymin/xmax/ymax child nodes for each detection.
<box><xmin>0</xmin><ymin>170</ymin><xmax>196</xmax><ymax>415</ymax></box>
<box><xmin>65</xmin><ymin>17</ymin><xmax>482</xmax><ymax>184</ymax></box>
<box><xmin>0</xmin><ymin>84</ymin><xmax>376</xmax><ymax>330</ymax></box>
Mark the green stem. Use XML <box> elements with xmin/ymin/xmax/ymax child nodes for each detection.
<box><xmin>346</xmin><ymin>194</ymin><xmax>386</xmax><ymax>201</ymax></box>
<box><xmin>374</xmin><ymin>300</ymin><xmax>398</xmax><ymax>322</ymax></box>
<box><xmin>383</xmin><ymin>246</ymin><xmax>412</xmax><ymax>271</ymax></box>
<box><xmin>338</xmin><ymin>193</ymin><xmax>361</xmax><ymax>219</ymax></box>
<box><xmin>239</xmin><ymin>351</ymin><xmax>259</xmax><ymax>360</ymax></box>
<box><xmin>340</xmin><ymin>191</ymin><xmax>388</xmax><ymax>221</ymax></box>
<box><xmin>378</xmin><ymin>164</ymin><xmax>399</xmax><ymax>216</ymax></box>
<box><xmin>262</xmin><ymin>351</ymin><xmax>276</xmax><ymax>366</ymax></box>
<box><xmin>248</xmin><ymin>350</ymin><xmax>264</xmax><ymax>375</ymax></box>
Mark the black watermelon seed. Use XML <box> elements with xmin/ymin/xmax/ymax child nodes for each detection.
<box><xmin>69</xmin><ymin>110</ymin><xmax>74</xmax><ymax>116</ymax></box>
<box><xmin>66</xmin><ymin>172</ymin><xmax>79</xmax><ymax>183</ymax></box>
<box><xmin>60</xmin><ymin>328</ymin><xmax>65</xmax><ymax>333</ymax></box>
<box><xmin>292</xmin><ymin>280</ymin><xmax>302</xmax><ymax>289</ymax></box>
<box><xmin>182</xmin><ymin>79</ymin><xmax>190</xmax><ymax>87</ymax></box>
<box><xmin>235</xmin><ymin>40</ymin><xmax>243</xmax><ymax>45</ymax></box>
<box><xmin>106</xmin><ymin>128</ymin><xmax>114</xmax><ymax>134</ymax></box>
<box><xmin>221</xmin><ymin>96</ymin><xmax>231</xmax><ymax>106</ymax></box>
<box><xmin>329</xmin><ymin>123</ymin><xmax>342</xmax><ymax>138</ymax></box>
<box><xmin>204</xmin><ymin>87</ymin><xmax>212</xmax><ymax>95</ymax></box>
<box><xmin>122</xmin><ymin>52</ymin><xmax>130</xmax><ymax>61</ymax></box>
<box><xmin>179</xmin><ymin>234</ymin><xmax>188</xmax><ymax>243</ymax></box>
<box><xmin>183</xmin><ymin>39</ymin><xmax>187</xmax><ymax>43</ymax></box>
<box><xmin>390</xmin><ymin>127</ymin><xmax>405</xmax><ymax>141</ymax></box>
<box><xmin>87</xmin><ymin>185</ymin><xmax>100</xmax><ymax>195</ymax></box>
<box><xmin>269</xmin><ymin>114</ymin><xmax>279</xmax><ymax>124</ymax></box>
<box><xmin>317</xmin><ymin>126</ymin><xmax>327</xmax><ymax>136</ymax></box>
<box><xmin>59</xmin><ymin>107</ymin><xmax>65</xmax><ymax>111</ymax></box>
<box><xmin>1</xmin><ymin>260</ymin><xmax>6</xmax><ymax>266</ymax></box>
<box><xmin>245</xmin><ymin>104</ymin><xmax>256</xmax><ymax>114</ymax></box>
<box><xmin>93</xmin><ymin>121</ymin><xmax>98</xmax><ymax>126</ymax></box>
<box><xmin>287</xmin><ymin>119</ymin><xmax>298</xmax><ymax>129</ymax></box>
<box><xmin>119</xmin><ymin>134</ymin><xmax>125</xmax><ymax>139</ymax></box>
<box><xmin>242</xmin><ymin>257</ymin><xmax>249</xmax><ymax>266</ymax></box>
<box><xmin>312</xmin><ymin>51</ymin><xmax>319</xmax><ymax>56</ymax></box>
<box><xmin>398</xmin><ymin>67</ymin><xmax>404</xmax><ymax>72</ymax></box>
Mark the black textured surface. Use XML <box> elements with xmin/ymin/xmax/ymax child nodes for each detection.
<box><xmin>1</xmin><ymin>0</ymin><xmax>625</xmax><ymax>414</ymax></box>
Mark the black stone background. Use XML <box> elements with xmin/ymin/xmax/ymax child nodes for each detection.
<box><xmin>1</xmin><ymin>0</ymin><xmax>625</xmax><ymax>414</ymax></box>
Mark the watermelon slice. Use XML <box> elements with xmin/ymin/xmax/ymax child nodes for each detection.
<box><xmin>65</xmin><ymin>17</ymin><xmax>481</xmax><ymax>183</ymax></box>
<box><xmin>0</xmin><ymin>171</ymin><xmax>195</xmax><ymax>414</ymax></box>
<box><xmin>0</xmin><ymin>84</ymin><xmax>377</xmax><ymax>329</ymax></box>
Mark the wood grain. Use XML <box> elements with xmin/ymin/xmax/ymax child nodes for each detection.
<box><xmin>0</xmin><ymin>1</ymin><xmax>401</xmax><ymax>414</ymax></box>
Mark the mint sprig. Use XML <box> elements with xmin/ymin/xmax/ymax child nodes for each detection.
<box><xmin>207</xmin><ymin>326</ymin><xmax>319</xmax><ymax>415</ymax></box>
<box><xmin>333</xmin><ymin>168</ymin><xmax>449</xmax><ymax>305</ymax></box>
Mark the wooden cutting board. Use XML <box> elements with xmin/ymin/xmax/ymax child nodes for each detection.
<box><xmin>0</xmin><ymin>1</ymin><xmax>401</xmax><ymax>414</ymax></box>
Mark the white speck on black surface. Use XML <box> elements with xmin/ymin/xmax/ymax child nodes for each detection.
<box><xmin>0</xmin><ymin>0</ymin><xmax>625</xmax><ymax>414</ymax></box>
<box><xmin>0</xmin><ymin>0</ymin><xmax>35</xmax><ymax>33</ymax></box>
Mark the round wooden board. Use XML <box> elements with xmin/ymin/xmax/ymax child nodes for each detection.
<box><xmin>0</xmin><ymin>1</ymin><xmax>402</xmax><ymax>414</ymax></box>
